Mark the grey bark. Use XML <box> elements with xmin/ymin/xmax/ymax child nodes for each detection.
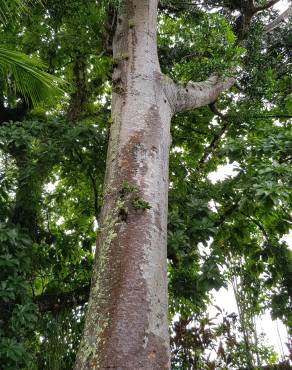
<box><xmin>164</xmin><ymin>75</ymin><xmax>236</xmax><ymax>113</ymax></box>
<box><xmin>74</xmin><ymin>1</ymin><xmax>235</xmax><ymax>369</ymax></box>
<box><xmin>265</xmin><ymin>6</ymin><xmax>292</xmax><ymax>33</ymax></box>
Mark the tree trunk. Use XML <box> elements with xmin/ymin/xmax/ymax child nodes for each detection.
<box><xmin>74</xmin><ymin>1</ymin><xmax>236</xmax><ymax>368</ymax></box>
<box><xmin>74</xmin><ymin>1</ymin><xmax>171</xmax><ymax>368</ymax></box>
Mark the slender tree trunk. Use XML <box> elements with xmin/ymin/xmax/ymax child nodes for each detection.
<box><xmin>74</xmin><ymin>1</ymin><xmax>171</xmax><ymax>368</ymax></box>
<box><xmin>74</xmin><ymin>1</ymin><xmax>235</xmax><ymax>368</ymax></box>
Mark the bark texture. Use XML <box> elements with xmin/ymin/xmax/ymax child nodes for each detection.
<box><xmin>163</xmin><ymin>75</ymin><xmax>236</xmax><ymax>113</ymax></box>
<box><xmin>74</xmin><ymin>1</ymin><xmax>235</xmax><ymax>369</ymax></box>
<box><xmin>74</xmin><ymin>1</ymin><xmax>171</xmax><ymax>368</ymax></box>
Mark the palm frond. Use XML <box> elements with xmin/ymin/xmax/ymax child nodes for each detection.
<box><xmin>0</xmin><ymin>0</ymin><xmax>42</xmax><ymax>24</ymax></box>
<box><xmin>0</xmin><ymin>47</ymin><xmax>67</xmax><ymax>106</ymax></box>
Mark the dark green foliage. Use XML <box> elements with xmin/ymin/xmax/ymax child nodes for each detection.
<box><xmin>0</xmin><ymin>117</ymin><xmax>107</xmax><ymax>368</ymax></box>
<box><xmin>0</xmin><ymin>224</ymin><xmax>37</xmax><ymax>369</ymax></box>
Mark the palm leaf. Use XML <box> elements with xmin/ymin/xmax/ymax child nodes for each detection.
<box><xmin>0</xmin><ymin>47</ymin><xmax>67</xmax><ymax>106</ymax></box>
<box><xmin>0</xmin><ymin>0</ymin><xmax>42</xmax><ymax>24</ymax></box>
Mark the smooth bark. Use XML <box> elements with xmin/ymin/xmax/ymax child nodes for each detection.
<box><xmin>74</xmin><ymin>1</ymin><xmax>235</xmax><ymax>369</ymax></box>
<box><xmin>163</xmin><ymin>75</ymin><xmax>235</xmax><ymax>113</ymax></box>
<box><xmin>74</xmin><ymin>1</ymin><xmax>171</xmax><ymax>368</ymax></box>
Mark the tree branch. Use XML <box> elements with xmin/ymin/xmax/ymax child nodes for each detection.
<box><xmin>196</xmin><ymin>104</ymin><xmax>232</xmax><ymax>169</ymax></box>
<box><xmin>265</xmin><ymin>6</ymin><xmax>292</xmax><ymax>33</ymax></box>
<box><xmin>71</xmin><ymin>146</ymin><xmax>101</xmax><ymax>222</ymax></box>
<box><xmin>233</xmin><ymin>0</ymin><xmax>281</xmax><ymax>42</ymax></box>
<box><xmin>67</xmin><ymin>56</ymin><xmax>89</xmax><ymax>121</ymax></box>
<box><xmin>164</xmin><ymin>75</ymin><xmax>236</xmax><ymax>114</ymax></box>
<box><xmin>214</xmin><ymin>202</ymin><xmax>239</xmax><ymax>228</ymax></box>
<box><xmin>34</xmin><ymin>285</ymin><xmax>90</xmax><ymax>313</ymax></box>
<box><xmin>241</xmin><ymin>212</ymin><xmax>270</xmax><ymax>241</ymax></box>
<box><xmin>162</xmin><ymin>0</ymin><xmax>284</xmax><ymax>115</ymax></box>
<box><xmin>88</xmin><ymin>171</ymin><xmax>100</xmax><ymax>222</ymax></box>
<box><xmin>255</xmin><ymin>0</ymin><xmax>281</xmax><ymax>12</ymax></box>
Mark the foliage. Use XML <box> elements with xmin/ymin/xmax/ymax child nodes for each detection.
<box><xmin>132</xmin><ymin>197</ymin><xmax>152</xmax><ymax>210</ymax></box>
<box><xmin>0</xmin><ymin>47</ymin><xmax>65</xmax><ymax>106</ymax></box>
<box><xmin>171</xmin><ymin>310</ymin><xmax>280</xmax><ymax>369</ymax></box>
<box><xmin>0</xmin><ymin>224</ymin><xmax>37</xmax><ymax>369</ymax></box>
<box><xmin>0</xmin><ymin>0</ymin><xmax>66</xmax><ymax>106</ymax></box>
<box><xmin>0</xmin><ymin>0</ymin><xmax>42</xmax><ymax>25</ymax></box>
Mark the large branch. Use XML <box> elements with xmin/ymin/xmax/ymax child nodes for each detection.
<box><xmin>234</xmin><ymin>0</ymin><xmax>281</xmax><ymax>42</ymax></box>
<box><xmin>164</xmin><ymin>75</ymin><xmax>235</xmax><ymax>114</ymax></box>
<box><xmin>34</xmin><ymin>285</ymin><xmax>90</xmax><ymax>313</ymax></box>
<box><xmin>255</xmin><ymin>0</ymin><xmax>281</xmax><ymax>12</ymax></box>
<box><xmin>161</xmin><ymin>0</ymin><xmax>285</xmax><ymax>115</ymax></box>
<box><xmin>265</xmin><ymin>6</ymin><xmax>292</xmax><ymax>33</ymax></box>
